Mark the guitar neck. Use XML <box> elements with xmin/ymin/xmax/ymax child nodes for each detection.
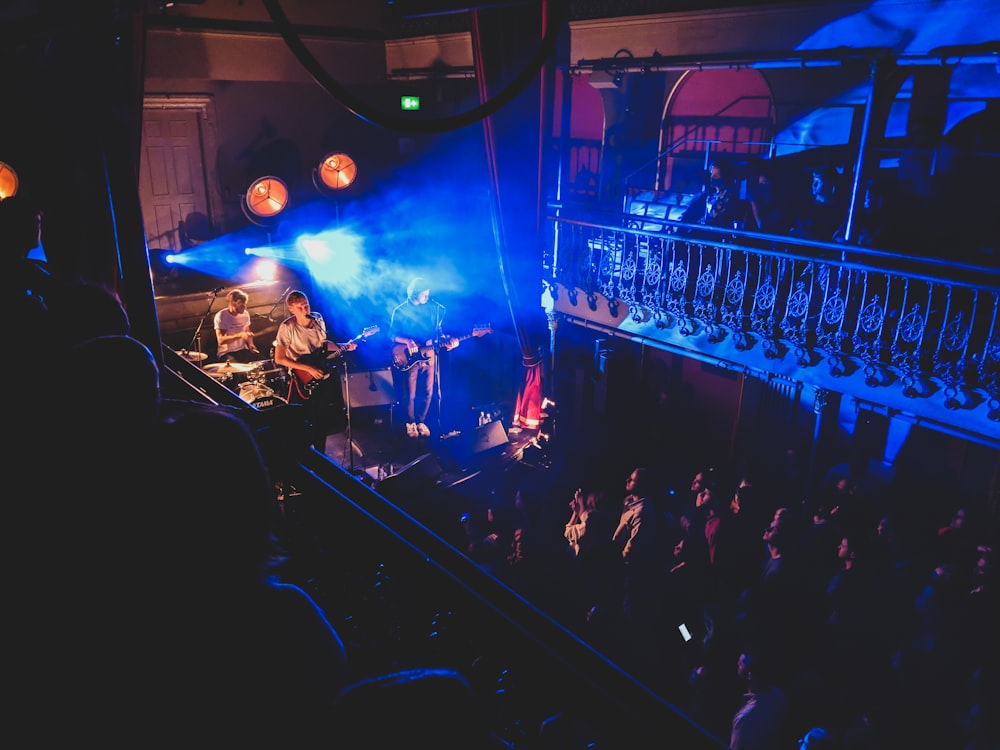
<box><xmin>440</xmin><ymin>329</ymin><xmax>489</xmax><ymax>346</ymax></box>
<box><xmin>320</xmin><ymin>327</ymin><xmax>378</xmax><ymax>360</ymax></box>
<box><xmin>420</xmin><ymin>333</ymin><xmax>471</xmax><ymax>354</ymax></box>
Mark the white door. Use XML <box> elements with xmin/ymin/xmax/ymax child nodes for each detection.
<box><xmin>139</xmin><ymin>98</ymin><xmax>219</xmax><ymax>254</ymax></box>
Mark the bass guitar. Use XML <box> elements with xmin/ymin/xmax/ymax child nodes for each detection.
<box><xmin>292</xmin><ymin>325</ymin><xmax>379</xmax><ymax>398</ymax></box>
<box><xmin>390</xmin><ymin>325</ymin><xmax>492</xmax><ymax>372</ymax></box>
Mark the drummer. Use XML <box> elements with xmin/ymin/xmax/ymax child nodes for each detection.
<box><xmin>214</xmin><ymin>288</ymin><xmax>265</xmax><ymax>364</ymax></box>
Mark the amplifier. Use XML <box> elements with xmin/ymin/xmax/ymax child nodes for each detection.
<box><xmin>341</xmin><ymin>368</ymin><xmax>395</xmax><ymax>408</ymax></box>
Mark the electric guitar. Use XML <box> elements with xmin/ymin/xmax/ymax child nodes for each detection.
<box><xmin>292</xmin><ymin>325</ymin><xmax>379</xmax><ymax>398</ymax></box>
<box><xmin>391</xmin><ymin>325</ymin><xmax>492</xmax><ymax>372</ymax></box>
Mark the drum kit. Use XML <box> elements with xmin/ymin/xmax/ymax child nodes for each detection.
<box><xmin>201</xmin><ymin>359</ymin><xmax>289</xmax><ymax>409</ymax></box>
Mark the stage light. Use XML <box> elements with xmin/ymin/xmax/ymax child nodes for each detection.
<box><xmin>299</xmin><ymin>237</ymin><xmax>334</xmax><ymax>264</ymax></box>
<box><xmin>313</xmin><ymin>152</ymin><xmax>357</xmax><ymax>192</ymax></box>
<box><xmin>0</xmin><ymin>161</ymin><xmax>18</xmax><ymax>201</ymax></box>
<box><xmin>242</xmin><ymin>176</ymin><xmax>288</xmax><ymax>224</ymax></box>
<box><xmin>252</xmin><ymin>258</ymin><xmax>279</xmax><ymax>282</ymax></box>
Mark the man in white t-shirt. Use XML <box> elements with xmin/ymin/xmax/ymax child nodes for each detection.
<box><xmin>214</xmin><ymin>288</ymin><xmax>261</xmax><ymax>363</ymax></box>
<box><xmin>273</xmin><ymin>289</ymin><xmax>357</xmax><ymax>451</ymax></box>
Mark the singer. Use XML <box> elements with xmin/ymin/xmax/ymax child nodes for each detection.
<box><xmin>214</xmin><ymin>288</ymin><xmax>264</xmax><ymax>364</ymax></box>
<box><xmin>273</xmin><ymin>289</ymin><xmax>357</xmax><ymax>452</ymax></box>
<box><xmin>389</xmin><ymin>276</ymin><xmax>459</xmax><ymax>439</ymax></box>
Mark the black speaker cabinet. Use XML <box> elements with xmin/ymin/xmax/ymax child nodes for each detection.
<box><xmin>375</xmin><ymin>452</ymin><xmax>442</xmax><ymax>502</ymax></box>
<box><xmin>340</xmin><ymin>367</ymin><xmax>394</xmax><ymax>408</ymax></box>
<box><xmin>470</xmin><ymin>420</ymin><xmax>508</xmax><ymax>455</ymax></box>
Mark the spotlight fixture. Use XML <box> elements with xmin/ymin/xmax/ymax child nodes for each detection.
<box><xmin>313</xmin><ymin>152</ymin><xmax>357</xmax><ymax>192</ymax></box>
<box><xmin>0</xmin><ymin>160</ymin><xmax>19</xmax><ymax>201</ymax></box>
<box><xmin>243</xmin><ymin>176</ymin><xmax>289</xmax><ymax>220</ymax></box>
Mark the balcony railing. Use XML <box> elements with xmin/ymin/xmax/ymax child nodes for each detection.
<box><xmin>545</xmin><ymin>210</ymin><xmax>1000</xmax><ymax>426</ymax></box>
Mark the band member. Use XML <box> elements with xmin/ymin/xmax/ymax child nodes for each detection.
<box><xmin>214</xmin><ymin>288</ymin><xmax>262</xmax><ymax>363</ymax></box>
<box><xmin>273</xmin><ymin>290</ymin><xmax>357</xmax><ymax>452</ymax></box>
<box><xmin>389</xmin><ymin>277</ymin><xmax>458</xmax><ymax>439</ymax></box>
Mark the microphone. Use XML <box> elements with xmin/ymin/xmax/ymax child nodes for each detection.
<box><xmin>211</xmin><ymin>286</ymin><xmax>224</xmax><ymax>294</ymax></box>
<box><xmin>430</xmin><ymin>298</ymin><xmax>446</xmax><ymax>308</ymax></box>
<box><xmin>307</xmin><ymin>312</ymin><xmax>320</xmax><ymax>319</ymax></box>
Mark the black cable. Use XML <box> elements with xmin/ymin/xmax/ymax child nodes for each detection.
<box><xmin>262</xmin><ymin>0</ymin><xmax>567</xmax><ymax>134</ymax></box>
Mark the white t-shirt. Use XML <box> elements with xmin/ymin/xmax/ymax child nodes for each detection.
<box><xmin>275</xmin><ymin>313</ymin><xmax>326</xmax><ymax>360</ymax></box>
<box><xmin>214</xmin><ymin>308</ymin><xmax>252</xmax><ymax>356</ymax></box>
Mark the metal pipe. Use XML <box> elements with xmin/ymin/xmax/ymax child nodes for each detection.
<box><xmin>844</xmin><ymin>59</ymin><xmax>879</xmax><ymax>245</ymax></box>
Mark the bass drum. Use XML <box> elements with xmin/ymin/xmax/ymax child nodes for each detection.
<box><xmin>238</xmin><ymin>382</ymin><xmax>287</xmax><ymax>410</ymax></box>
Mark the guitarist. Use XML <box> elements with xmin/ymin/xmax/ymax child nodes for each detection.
<box><xmin>273</xmin><ymin>290</ymin><xmax>357</xmax><ymax>452</ymax></box>
<box><xmin>389</xmin><ymin>277</ymin><xmax>458</xmax><ymax>439</ymax></box>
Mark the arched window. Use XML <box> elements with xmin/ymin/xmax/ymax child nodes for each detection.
<box><xmin>659</xmin><ymin>68</ymin><xmax>775</xmax><ymax>193</ymax></box>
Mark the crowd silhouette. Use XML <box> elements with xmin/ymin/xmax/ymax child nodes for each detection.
<box><xmin>669</xmin><ymin>153</ymin><xmax>997</xmax><ymax>264</ymax></box>
<box><xmin>432</xmin><ymin>451</ymin><xmax>999</xmax><ymax>749</ymax></box>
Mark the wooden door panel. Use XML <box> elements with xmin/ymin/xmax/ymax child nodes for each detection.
<box><xmin>140</xmin><ymin>108</ymin><xmax>210</xmax><ymax>252</ymax></box>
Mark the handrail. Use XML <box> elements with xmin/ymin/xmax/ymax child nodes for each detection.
<box><xmin>544</xmin><ymin>210</ymin><xmax>1000</xmax><ymax>441</ymax></box>
<box><xmin>622</xmin><ymin>138</ymin><xmax>721</xmax><ymax>211</ymax></box>
<box><xmin>549</xmin><ymin>209</ymin><xmax>1000</xmax><ymax>284</ymax></box>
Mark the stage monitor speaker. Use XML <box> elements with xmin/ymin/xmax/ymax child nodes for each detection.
<box><xmin>341</xmin><ymin>367</ymin><xmax>394</xmax><ymax>408</ymax></box>
<box><xmin>375</xmin><ymin>452</ymin><xmax>442</xmax><ymax>503</ymax></box>
<box><xmin>470</xmin><ymin>420</ymin><xmax>508</xmax><ymax>455</ymax></box>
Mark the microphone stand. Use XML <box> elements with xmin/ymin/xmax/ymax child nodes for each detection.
<box><xmin>188</xmin><ymin>288</ymin><xmax>220</xmax><ymax>364</ymax></box>
<box><xmin>340</xmin><ymin>352</ymin><xmax>363</xmax><ymax>478</ymax></box>
<box><xmin>266</xmin><ymin>285</ymin><xmax>291</xmax><ymax>321</ymax></box>
<box><xmin>433</xmin><ymin>303</ymin><xmax>446</xmax><ymax>438</ymax></box>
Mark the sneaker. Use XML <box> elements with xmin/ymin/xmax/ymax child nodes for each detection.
<box><xmin>416</xmin><ymin>422</ymin><xmax>431</xmax><ymax>437</ymax></box>
<box><xmin>405</xmin><ymin>422</ymin><xmax>418</xmax><ymax>438</ymax></box>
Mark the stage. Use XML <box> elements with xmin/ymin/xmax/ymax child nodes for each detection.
<box><xmin>323</xmin><ymin>405</ymin><xmax>540</xmax><ymax>491</ymax></box>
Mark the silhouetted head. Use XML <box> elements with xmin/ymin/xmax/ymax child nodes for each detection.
<box><xmin>407</xmin><ymin>276</ymin><xmax>431</xmax><ymax>303</ymax></box>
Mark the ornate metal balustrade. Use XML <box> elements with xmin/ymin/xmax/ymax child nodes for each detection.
<box><xmin>545</xmin><ymin>213</ymin><xmax>1000</xmax><ymax>426</ymax></box>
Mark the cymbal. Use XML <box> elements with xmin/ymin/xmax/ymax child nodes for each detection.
<box><xmin>177</xmin><ymin>349</ymin><xmax>208</xmax><ymax>362</ymax></box>
<box><xmin>203</xmin><ymin>361</ymin><xmax>257</xmax><ymax>374</ymax></box>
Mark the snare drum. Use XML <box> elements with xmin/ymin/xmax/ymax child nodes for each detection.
<box><xmin>204</xmin><ymin>360</ymin><xmax>260</xmax><ymax>388</ymax></box>
<box><xmin>256</xmin><ymin>360</ymin><xmax>289</xmax><ymax>392</ymax></box>
<box><xmin>238</xmin><ymin>382</ymin><xmax>287</xmax><ymax>410</ymax></box>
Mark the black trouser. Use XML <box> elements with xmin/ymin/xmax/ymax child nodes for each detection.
<box><xmin>287</xmin><ymin>371</ymin><xmax>348</xmax><ymax>451</ymax></box>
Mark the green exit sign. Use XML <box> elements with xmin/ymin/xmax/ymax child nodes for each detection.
<box><xmin>400</xmin><ymin>95</ymin><xmax>421</xmax><ymax>111</ymax></box>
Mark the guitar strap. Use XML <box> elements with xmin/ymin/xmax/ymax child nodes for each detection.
<box><xmin>287</xmin><ymin>367</ymin><xmax>311</xmax><ymax>402</ymax></box>
<box><xmin>287</xmin><ymin>376</ymin><xmax>301</xmax><ymax>402</ymax></box>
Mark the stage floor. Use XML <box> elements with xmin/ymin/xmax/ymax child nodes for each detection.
<box><xmin>323</xmin><ymin>406</ymin><xmax>539</xmax><ymax>489</ymax></box>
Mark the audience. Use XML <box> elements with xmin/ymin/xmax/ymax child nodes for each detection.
<box><xmin>729</xmin><ymin>647</ymin><xmax>789</xmax><ymax>750</ymax></box>
<box><xmin>680</xmin><ymin>160</ymin><xmax>743</xmax><ymax>230</ymax></box>
<box><xmin>143</xmin><ymin>406</ymin><xmax>350</xmax><ymax>743</ymax></box>
<box><xmin>450</xmin><ymin>448</ymin><xmax>996</xmax><ymax>748</ymax></box>
<box><xmin>745</xmin><ymin>162</ymin><xmax>787</xmax><ymax>234</ymax></box>
<box><xmin>789</xmin><ymin>165</ymin><xmax>847</xmax><ymax>242</ymax></box>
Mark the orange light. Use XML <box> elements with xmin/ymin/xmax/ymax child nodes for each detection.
<box><xmin>0</xmin><ymin>161</ymin><xmax>19</xmax><ymax>201</ymax></box>
<box><xmin>245</xmin><ymin>176</ymin><xmax>288</xmax><ymax>218</ymax></box>
<box><xmin>316</xmin><ymin>152</ymin><xmax>357</xmax><ymax>191</ymax></box>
